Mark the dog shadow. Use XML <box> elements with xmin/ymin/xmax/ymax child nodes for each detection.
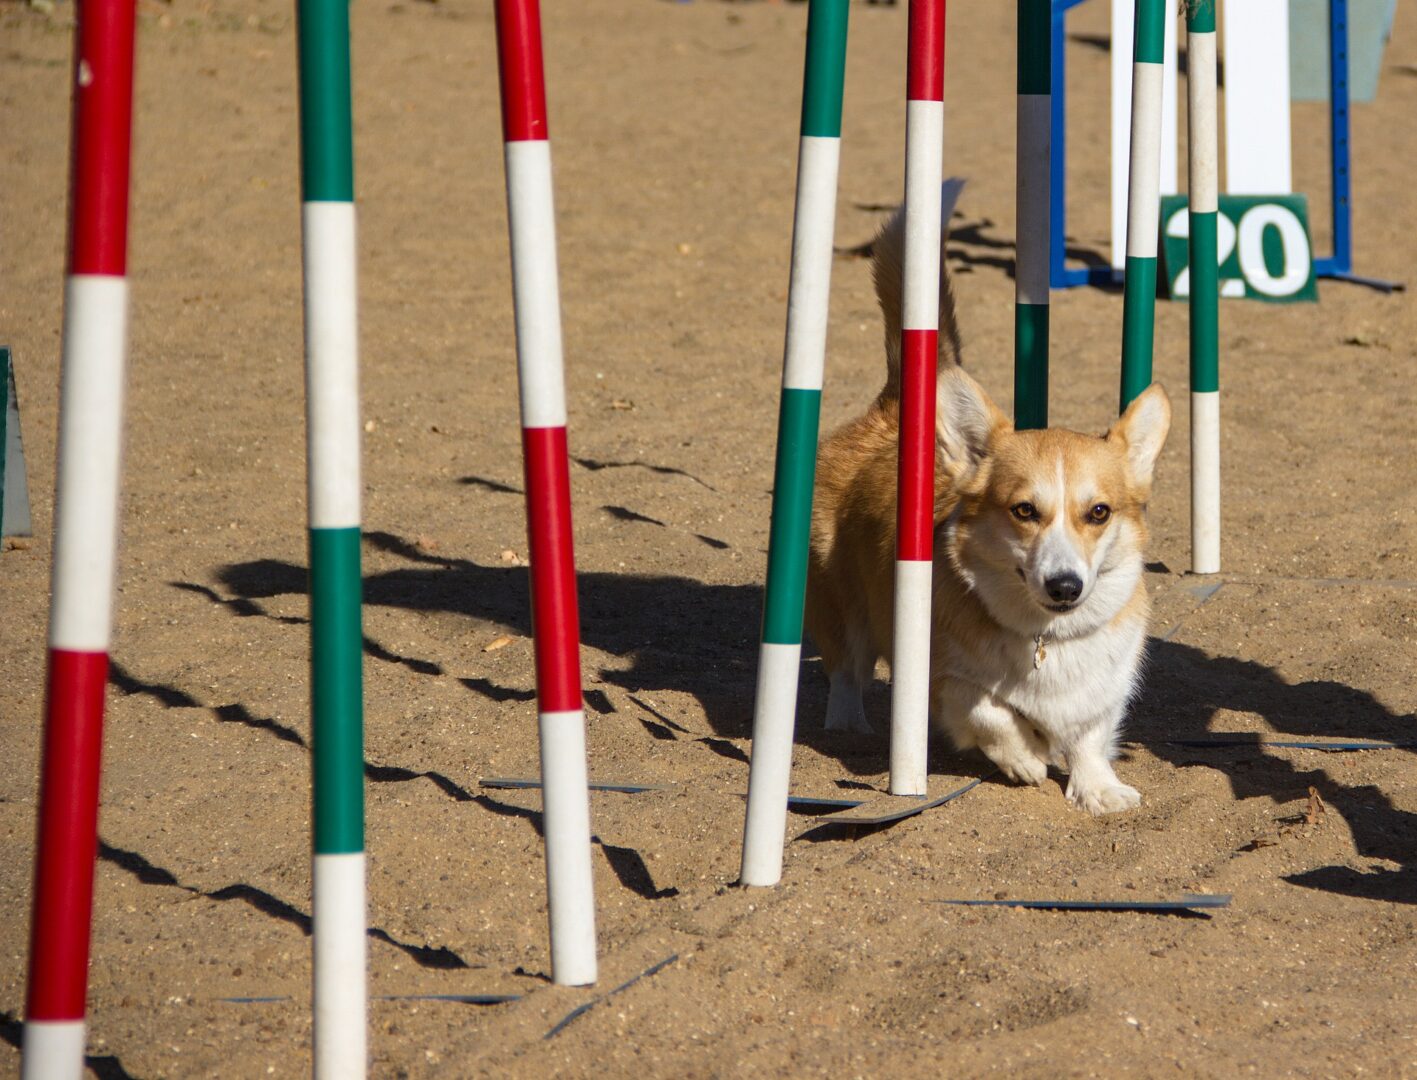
<box><xmin>200</xmin><ymin>533</ymin><xmax>1415</xmax><ymax>901</ymax></box>
<box><xmin>205</xmin><ymin>531</ymin><xmax>877</xmax><ymax>762</ymax></box>
<box><xmin>1135</xmin><ymin>639</ymin><xmax>1417</xmax><ymax>904</ymax></box>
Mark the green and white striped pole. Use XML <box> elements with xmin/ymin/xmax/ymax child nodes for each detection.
<box><xmin>741</xmin><ymin>0</ymin><xmax>849</xmax><ymax>888</ymax></box>
<box><xmin>1118</xmin><ymin>0</ymin><xmax>1165</xmax><ymax>411</ymax></box>
<box><xmin>1014</xmin><ymin>0</ymin><xmax>1050</xmax><ymax>430</ymax></box>
<box><xmin>1186</xmin><ymin>0</ymin><xmax>1219</xmax><ymax>573</ymax></box>
<box><xmin>295</xmin><ymin>1</ymin><xmax>366</xmax><ymax>1074</ymax></box>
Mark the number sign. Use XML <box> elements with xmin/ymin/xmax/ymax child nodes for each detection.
<box><xmin>1160</xmin><ymin>194</ymin><xmax>1318</xmax><ymax>303</ymax></box>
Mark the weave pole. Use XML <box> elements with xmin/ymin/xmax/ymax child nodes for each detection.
<box><xmin>1186</xmin><ymin>0</ymin><xmax>1219</xmax><ymax>573</ymax></box>
<box><xmin>493</xmin><ymin>0</ymin><xmax>598</xmax><ymax>986</ymax></box>
<box><xmin>741</xmin><ymin>0</ymin><xmax>850</xmax><ymax>888</ymax></box>
<box><xmin>1014</xmin><ymin>0</ymin><xmax>1050</xmax><ymax>430</ymax></box>
<box><xmin>22</xmin><ymin>2</ymin><xmax>136</xmax><ymax>1076</ymax></box>
<box><xmin>295</xmin><ymin>0</ymin><xmax>367</xmax><ymax>1074</ymax></box>
<box><xmin>1118</xmin><ymin>0</ymin><xmax>1165</xmax><ymax>411</ymax></box>
<box><xmin>890</xmin><ymin>0</ymin><xmax>945</xmax><ymax>798</ymax></box>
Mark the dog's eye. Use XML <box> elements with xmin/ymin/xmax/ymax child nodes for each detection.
<box><xmin>1010</xmin><ymin>502</ymin><xmax>1038</xmax><ymax>522</ymax></box>
<box><xmin>1088</xmin><ymin>503</ymin><xmax>1112</xmax><ymax>524</ymax></box>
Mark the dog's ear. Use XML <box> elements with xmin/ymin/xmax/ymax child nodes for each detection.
<box><xmin>935</xmin><ymin>366</ymin><xmax>1007</xmax><ymax>477</ymax></box>
<box><xmin>1107</xmin><ymin>382</ymin><xmax>1172</xmax><ymax>488</ymax></box>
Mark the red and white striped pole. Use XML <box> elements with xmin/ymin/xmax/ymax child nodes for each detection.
<box><xmin>891</xmin><ymin>0</ymin><xmax>945</xmax><ymax>797</ymax></box>
<box><xmin>493</xmin><ymin>0</ymin><xmax>598</xmax><ymax>987</ymax></box>
<box><xmin>23</xmin><ymin>1</ymin><xmax>137</xmax><ymax>1076</ymax></box>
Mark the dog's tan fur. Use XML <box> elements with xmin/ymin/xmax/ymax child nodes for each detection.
<box><xmin>804</xmin><ymin>200</ymin><xmax>1171</xmax><ymax>813</ymax></box>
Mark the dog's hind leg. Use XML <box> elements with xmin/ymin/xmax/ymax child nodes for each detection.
<box><xmin>806</xmin><ymin>584</ymin><xmax>875</xmax><ymax>733</ymax></box>
<box><xmin>825</xmin><ymin>672</ymin><xmax>871</xmax><ymax>733</ymax></box>
<box><xmin>823</xmin><ymin>623</ymin><xmax>874</xmax><ymax>734</ymax></box>
<box><xmin>934</xmin><ymin>679</ymin><xmax>1048</xmax><ymax>784</ymax></box>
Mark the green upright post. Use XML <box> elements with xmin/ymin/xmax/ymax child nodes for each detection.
<box><xmin>1015</xmin><ymin>0</ymin><xmax>1051</xmax><ymax>429</ymax></box>
<box><xmin>741</xmin><ymin>0</ymin><xmax>849</xmax><ymax>888</ymax></box>
<box><xmin>1119</xmin><ymin>0</ymin><xmax>1166</xmax><ymax>410</ymax></box>
<box><xmin>295</xmin><ymin>0</ymin><xmax>366</xmax><ymax>1074</ymax></box>
<box><xmin>1187</xmin><ymin>0</ymin><xmax>1220</xmax><ymax>572</ymax></box>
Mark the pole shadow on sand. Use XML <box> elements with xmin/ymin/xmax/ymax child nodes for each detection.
<box><xmin>182</xmin><ymin>528</ymin><xmax>1415</xmax><ymax>905</ymax></box>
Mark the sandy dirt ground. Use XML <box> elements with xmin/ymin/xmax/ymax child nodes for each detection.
<box><xmin>3</xmin><ymin>0</ymin><xmax>1417</xmax><ymax>1076</ymax></box>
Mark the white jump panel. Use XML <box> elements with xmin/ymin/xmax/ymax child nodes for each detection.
<box><xmin>1223</xmin><ymin>0</ymin><xmax>1292</xmax><ymax>195</ymax></box>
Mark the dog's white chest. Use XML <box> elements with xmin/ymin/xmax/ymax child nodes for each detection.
<box><xmin>1023</xmin><ymin>620</ymin><xmax>1144</xmax><ymax>726</ymax></box>
<box><xmin>952</xmin><ymin>616</ymin><xmax>1147</xmax><ymax>734</ymax></box>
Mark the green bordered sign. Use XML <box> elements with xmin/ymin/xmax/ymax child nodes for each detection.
<box><xmin>1161</xmin><ymin>194</ymin><xmax>1317</xmax><ymax>303</ymax></box>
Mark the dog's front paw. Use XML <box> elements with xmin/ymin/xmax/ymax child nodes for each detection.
<box><xmin>1066</xmin><ymin>779</ymin><xmax>1142</xmax><ymax>815</ymax></box>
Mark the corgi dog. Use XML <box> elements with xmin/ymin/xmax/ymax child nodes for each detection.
<box><xmin>803</xmin><ymin>193</ymin><xmax>1171</xmax><ymax>815</ymax></box>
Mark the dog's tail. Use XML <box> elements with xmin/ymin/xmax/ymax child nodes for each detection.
<box><xmin>873</xmin><ymin>177</ymin><xmax>965</xmax><ymax>402</ymax></box>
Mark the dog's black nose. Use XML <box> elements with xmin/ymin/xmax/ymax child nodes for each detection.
<box><xmin>1045</xmin><ymin>573</ymin><xmax>1083</xmax><ymax>604</ymax></box>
